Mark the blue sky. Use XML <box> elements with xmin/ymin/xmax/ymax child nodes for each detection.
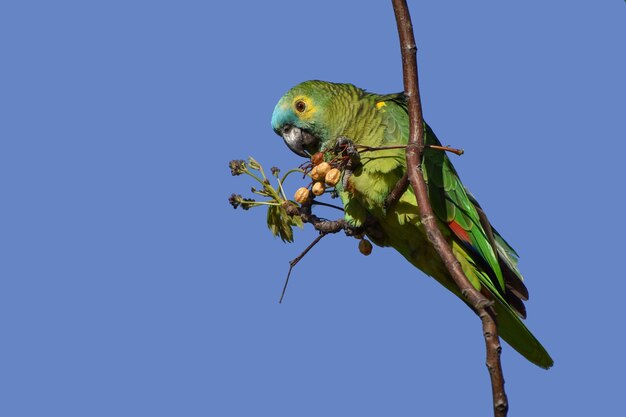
<box><xmin>2</xmin><ymin>1</ymin><xmax>625</xmax><ymax>416</ymax></box>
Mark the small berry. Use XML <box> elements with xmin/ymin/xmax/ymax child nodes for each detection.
<box><xmin>325</xmin><ymin>168</ymin><xmax>341</xmax><ymax>186</ymax></box>
<box><xmin>316</xmin><ymin>162</ymin><xmax>331</xmax><ymax>177</ymax></box>
<box><xmin>358</xmin><ymin>239</ymin><xmax>373</xmax><ymax>256</ymax></box>
<box><xmin>294</xmin><ymin>187</ymin><xmax>310</xmax><ymax>204</ymax></box>
<box><xmin>309</xmin><ymin>166</ymin><xmax>325</xmax><ymax>181</ymax></box>
<box><xmin>312</xmin><ymin>182</ymin><xmax>326</xmax><ymax>196</ymax></box>
<box><xmin>311</xmin><ymin>152</ymin><xmax>324</xmax><ymax>165</ymax></box>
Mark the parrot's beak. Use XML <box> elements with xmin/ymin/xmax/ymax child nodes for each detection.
<box><xmin>280</xmin><ymin>125</ymin><xmax>319</xmax><ymax>158</ymax></box>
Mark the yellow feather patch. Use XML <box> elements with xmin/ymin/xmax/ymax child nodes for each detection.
<box><xmin>376</xmin><ymin>101</ymin><xmax>386</xmax><ymax>109</ymax></box>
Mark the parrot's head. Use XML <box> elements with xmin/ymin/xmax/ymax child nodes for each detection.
<box><xmin>271</xmin><ymin>80</ymin><xmax>344</xmax><ymax>158</ymax></box>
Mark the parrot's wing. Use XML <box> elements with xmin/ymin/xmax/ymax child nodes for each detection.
<box><xmin>377</xmin><ymin>95</ymin><xmax>506</xmax><ymax>294</ymax></box>
<box><xmin>374</xmin><ymin>94</ymin><xmax>552</xmax><ymax>368</ymax></box>
<box><xmin>466</xmin><ymin>189</ymin><xmax>530</xmax><ymax>308</ymax></box>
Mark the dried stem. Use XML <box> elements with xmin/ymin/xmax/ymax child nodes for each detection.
<box><xmin>391</xmin><ymin>0</ymin><xmax>508</xmax><ymax>415</ymax></box>
<box><xmin>279</xmin><ymin>233</ymin><xmax>325</xmax><ymax>303</ymax></box>
<box><xmin>278</xmin><ymin>201</ymin><xmax>363</xmax><ymax>303</ymax></box>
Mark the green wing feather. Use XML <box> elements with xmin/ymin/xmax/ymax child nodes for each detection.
<box><xmin>422</xmin><ymin>124</ymin><xmax>506</xmax><ymax>293</ymax></box>
<box><xmin>375</xmin><ymin>94</ymin><xmax>505</xmax><ymax>292</ymax></box>
<box><xmin>373</xmin><ymin>94</ymin><xmax>553</xmax><ymax>368</ymax></box>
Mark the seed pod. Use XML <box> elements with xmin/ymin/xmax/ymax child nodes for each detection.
<box><xmin>294</xmin><ymin>187</ymin><xmax>310</xmax><ymax>204</ymax></box>
<box><xmin>309</xmin><ymin>166</ymin><xmax>325</xmax><ymax>181</ymax></box>
<box><xmin>325</xmin><ymin>168</ymin><xmax>341</xmax><ymax>186</ymax></box>
<box><xmin>311</xmin><ymin>152</ymin><xmax>324</xmax><ymax>165</ymax></box>
<box><xmin>358</xmin><ymin>239</ymin><xmax>373</xmax><ymax>256</ymax></box>
<box><xmin>312</xmin><ymin>181</ymin><xmax>326</xmax><ymax>196</ymax></box>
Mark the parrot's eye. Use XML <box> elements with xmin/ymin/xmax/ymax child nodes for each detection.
<box><xmin>295</xmin><ymin>100</ymin><xmax>307</xmax><ymax>113</ymax></box>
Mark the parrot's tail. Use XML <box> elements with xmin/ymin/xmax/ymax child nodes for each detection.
<box><xmin>493</xmin><ymin>299</ymin><xmax>554</xmax><ymax>369</ymax></box>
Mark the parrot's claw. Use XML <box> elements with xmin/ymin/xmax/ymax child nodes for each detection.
<box><xmin>333</xmin><ymin>136</ymin><xmax>361</xmax><ymax>189</ymax></box>
<box><xmin>343</xmin><ymin>215</ymin><xmax>384</xmax><ymax>245</ymax></box>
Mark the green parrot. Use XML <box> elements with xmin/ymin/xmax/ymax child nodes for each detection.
<box><xmin>271</xmin><ymin>80</ymin><xmax>553</xmax><ymax>369</ymax></box>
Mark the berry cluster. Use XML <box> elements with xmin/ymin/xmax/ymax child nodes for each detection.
<box><xmin>229</xmin><ymin>154</ymin><xmax>372</xmax><ymax>256</ymax></box>
<box><xmin>294</xmin><ymin>152</ymin><xmax>342</xmax><ymax>203</ymax></box>
<box><xmin>291</xmin><ymin>152</ymin><xmax>372</xmax><ymax>256</ymax></box>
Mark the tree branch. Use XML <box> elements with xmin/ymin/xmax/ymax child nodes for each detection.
<box><xmin>390</xmin><ymin>1</ymin><xmax>508</xmax><ymax>415</ymax></box>
<box><xmin>284</xmin><ymin>201</ymin><xmax>348</xmax><ymax>234</ymax></box>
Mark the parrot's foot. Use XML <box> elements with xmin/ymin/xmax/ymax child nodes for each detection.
<box><xmin>334</xmin><ymin>136</ymin><xmax>361</xmax><ymax>170</ymax></box>
<box><xmin>343</xmin><ymin>214</ymin><xmax>384</xmax><ymax>240</ymax></box>
<box><xmin>333</xmin><ymin>136</ymin><xmax>361</xmax><ymax>189</ymax></box>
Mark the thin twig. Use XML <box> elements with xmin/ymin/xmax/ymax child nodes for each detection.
<box><xmin>391</xmin><ymin>1</ymin><xmax>508</xmax><ymax>415</ymax></box>
<box><xmin>357</xmin><ymin>144</ymin><xmax>465</xmax><ymax>156</ymax></box>
<box><xmin>428</xmin><ymin>144</ymin><xmax>464</xmax><ymax>155</ymax></box>
<box><xmin>311</xmin><ymin>200</ymin><xmax>345</xmax><ymax>212</ymax></box>
<box><xmin>279</xmin><ymin>233</ymin><xmax>325</xmax><ymax>303</ymax></box>
<box><xmin>357</xmin><ymin>144</ymin><xmax>408</xmax><ymax>152</ymax></box>
<box><xmin>384</xmin><ymin>172</ymin><xmax>409</xmax><ymax>209</ymax></box>
<box><xmin>278</xmin><ymin>201</ymin><xmax>367</xmax><ymax>303</ymax></box>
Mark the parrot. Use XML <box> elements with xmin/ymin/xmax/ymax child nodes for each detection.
<box><xmin>271</xmin><ymin>80</ymin><xmax>553</xmax><ymax>369</ymax></box>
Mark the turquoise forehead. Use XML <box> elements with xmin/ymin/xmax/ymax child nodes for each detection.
<box><xmin>271</xmin><ymin>97</ymin><xmax>297</xmax><ymax>132</ymax></box>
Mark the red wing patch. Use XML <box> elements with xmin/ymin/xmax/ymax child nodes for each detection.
<box><xmin>448</xmin><ymin>220</ymin><xmax>471</xmax><ymax>244</ymax></box>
